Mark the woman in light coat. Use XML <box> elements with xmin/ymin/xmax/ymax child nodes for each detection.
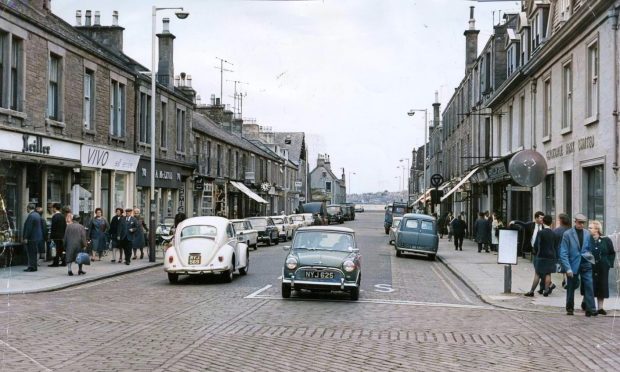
<box><xmin>64</xmin><ymin>213</ymin><xmax>88</xmax><ymax>276</ymax></box>
<box><xmin>491</xmin><ymin>212</ymin><xmax>503</xmax><ymax>252</ymax></box>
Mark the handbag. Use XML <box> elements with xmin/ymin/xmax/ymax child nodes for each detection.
<box><xmin>49</xmin><ymin>240</ymin><xmax>57</xmax><ymax>258</ymax></box>
<box><xmin>76</xmin><ymin>251</ymin><xmax>91</xmax><ymax>265</ymax></box>
<box><xmin>555</xmin><ymin>261</ymin><xmax>566</xmax><ymax>273</ymax></box>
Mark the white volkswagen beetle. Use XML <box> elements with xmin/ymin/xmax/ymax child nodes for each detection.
<box><xmin>164</xmin><ymin>216</ymin><xmax>249</xmax><ymax>284</ymax></box>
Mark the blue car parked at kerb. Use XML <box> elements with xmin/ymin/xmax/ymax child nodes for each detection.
<box><xmin>394</xmin><ymin>213</ymin><xmax>438</xmax><ymax>261</ymax></box>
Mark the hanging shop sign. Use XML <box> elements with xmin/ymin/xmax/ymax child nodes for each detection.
<box><xmin>0</xmin><ymin>129</ymin><xmax>80</xmax><ymax>160</ymax></box>
<box><xmin>194</xmin><ymin>176</ymin><xmax>205</xmax><ymax>191</ymax></box>
<box><xmin>81</xmin><ymin>145</ymin><xmax>140</xmax><ymax>172</ymax></box>
<box><xmin>136</xmin><ymin>159</ymin><xmax>191</xmax><ymax>189</ymax></box>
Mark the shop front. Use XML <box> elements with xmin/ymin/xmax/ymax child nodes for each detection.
<box><xmin>483</xmin><ymin>154</ymin><xmax>531</xmax><ymax>224</ymax></box>
<box><xmin>136</xmin><ymin>159</ymin><xmax>193</xmax><ymax>225</ymax></box>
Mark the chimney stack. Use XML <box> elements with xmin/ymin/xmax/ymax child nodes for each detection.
<box><xmin>464</xmin><ymin>6</ymin><xmax>480</xmax><ymax>74</ymax></box>
<box><xmin>157</xmin><ymin>18</ymin><xmax>176</xmax><ymax>89</ymax></box>
<box><xmin>75</xmin><ymin>10</ymin><xmax>82</xmax><ymax>26</ymax></box>
<box><xmin>76</xmin><ymin>11</ymin><xmax>125</xmax><ymax>53</ymax></box>
<box><xmin>432</xmin><ymin>90</ymin><xmax>441</xmax><ymax>128</ymax></box>
<box><xmin>112</xmin><ymin>11</ymin><xmax>119</xmax><ymax>26</ymax></box>
<box><xmin>85</xmin><ymin>10</ymin><xmax>92</xmax><ymax>26</ymax></box>
<box><xmin>94</xmin><ymin>11</ymin><xmax>101</xmax><ymax>26</ymax></box>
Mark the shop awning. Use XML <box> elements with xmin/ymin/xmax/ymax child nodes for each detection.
<box><xmin>230</xmin><ymin>181</ymin><xmax>269</xmax><ymax>204</ymax></box>
<box><xmin>412</xmin><ymin>182</ymin><xmax>452</xmax><ymax>205</ymax></box>
<box><xmin>440</xmin><ymin>167</ymin><xmax>480</xmax><ymax>202</ymax></box>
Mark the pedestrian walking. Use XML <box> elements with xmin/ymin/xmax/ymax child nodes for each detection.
<box><xmin>525</xmin><ymin>215</ymin><xmax>556</xmax><ymax>297</ymax></box>
<box><xmin>525</xmin><ymin>211</ymin><xmax>545</xmax><ymax>256</ymax></box>
<box><xmin>119</xmin><ymin>208</ymin><xmax>137</xmax><ymax>265</ymax></box>
<box><xmin>35</xmin><ymin>206</ymin><xmax>47</xmax><ymax>261</ymax></box>
<box><xmin>491</xmin><ymin>212</ymin><xmax>503</xmax><ymax>252</ymax></box>
<box><xmin>132</xmin><ymin>208</ymin><xmax>148</xmax><ymax>259</ymax></box>
<box><xmin>553</xmin><ymin>213</ymin><xmax>571</xmax><ymax>289</ymax></box>
<box><xmin>451</xmin><ymin>215</ymin><xmax>467</xmax><ymax>251</ymax></box>
<box><xmin>22</xmin><ymin>203</ymin><xmax>43</xmax><ymax>272</ymax></box>
<box><xmin>89</xmin><ymin>208</ymin><xmax>109</xmax><ymax>261</ymax></box>
<box><xmin>171</xmin><ymin>212</ymin><xmax>187</xmax><ymax>236</ymax></box>
<box><xmin>48</xmin><ymin>203</ymin><xmax>67</xmax><ymax>267</ymax></box>
<box><xmin>446</xmin><ymin>212</ymin><xmax>454</xmax><ymax>242</ymax></box>
<box><xmin>588</xmin><ymin>220</ymin><xmax>616</xmax><ymax>315</ymax></box>
<box><xmin>64</xmin><ymin>213</ymin><xmax>88</xmax><ymax>276</ymax></box>
<box><xmin>473</xmin><ymin>212</ymin><xmax>491</xmax><ymax>253</ymax></box>
<box><xmin>559</xmin><ymin>213</ymin><xmax>597</xmax><ymax>317</ymax></box>
<box><xmin>109</xmin><ymin>208</ymin><xmax>124</xmax><ymax>263</ymax></box>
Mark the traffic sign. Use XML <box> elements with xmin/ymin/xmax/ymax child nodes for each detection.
<box><xmin>430</xmin><ymin>173</ymin><xmax>444</xmax><ymax>188</ymax></box>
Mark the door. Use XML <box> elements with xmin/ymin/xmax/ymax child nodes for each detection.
<box><xmin>417</xmin><ymin>219</ymin><xmax>437</xmax><ymax>250</ymax></box>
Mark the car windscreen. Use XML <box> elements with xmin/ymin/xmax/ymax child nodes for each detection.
<box><xmin>272</xmin><ymin>217</ymin><xmax>284</xmax><ymax>224</ymax></box>
<box><xmin>393</xmin><ymin>206</ymin><xmax>406</xmax><ymax>215</ymax></box>
<box><xmin>232</xmin><ymin>222</ymin><xmax>245</xmax><ymax>231</ymax></box>
<box><xmin>180</xmin><ymin>225</ymin><xmax>217</xmax><ymax>238</ymax></box>
<box><xmin>327</xmin><ymin>206</ymin><xmax>340</xmax><ymax>213</ymax></box>
<box><xmin>249</xmin><ymin>219</ymin><xmax>267</xmax><ymax>227</ymax></box>
<box><xmin>293</xmin><ymin>231</ymin><xmax>355</xmax><ymax>251</ymax></box>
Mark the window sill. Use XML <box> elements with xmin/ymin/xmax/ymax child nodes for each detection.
<box><xmin>584</xmin><ymin>115</ymin><xmax>598</xmax><ymax>126</ymax></box>
<box><xmin>46</xmin><ymin>118</ymin><xmax>65</xmax><ymax>128</ymax></box>
<box><xmin>0</xmin><ymin>107</ymin><xmax>27</xmax><ymax>120</ymax></box>
<box><xmin>82</xmin><ymin>128</ymin><xmax>96</xmax><ymax>136</ymax></box>
<box><xmin>541</xmin><ymin>135</ymin><xmax>551</xmax><ymax>144</ymax></box>
<box><xmin>176</xmin><ymin>151</ymin><xmax>186</xmax><ymax>156</ymax></box>
<box><xmin>137</xmin><ymin>141</ymin><xmax>152</xmax><ymax>149</ymax></box>
<box><xmin>108</xmin><ymin>135</ymin><xmax>126</xmax><ymax>143</ymax></box>
<box><xmin>560</xmin><ymin>126</ymin><xmax>572</xmax><ymax>135</ymax></box>
<box><xmin>160</xmin><ymin>146</ymin><xmax>168</xmax><ymax>152</ymax></box>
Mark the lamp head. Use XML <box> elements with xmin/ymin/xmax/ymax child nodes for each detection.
<box><xmin>407</xmin><ymin>110</ymin><xmax>415</xmax><ymax>117</ymax></box>
<box><xmin>175</xmin><ymin>10</ymin><xmax>190</xmax><ymax>19</ymax></box>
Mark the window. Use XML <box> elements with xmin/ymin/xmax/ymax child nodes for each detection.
<box><xmin>176</xmin><ymin>107</ymin><xmax>186</xmax><ymax>152</ymax></box>
<box><xmin>325</xmin><ymin>181</ymin><xmax>332</xmax><ymax>192</ymax></box>
<box><xmin>543</xmin><ymin>78</ymin><xmax>551</xmax><ymax>139</ymax></box>
<box><xmin>227</xmin><ymin>148</ymin><xmax>233</xmax><ymax>177</ymax></box>
<box><xmin>48</xmin><ymin>54</ymin><xmax>61</xmax><ymax>120</ymax></box>
<box><xmin>0</xmin><ymin>35</ymin><xmax>4</xmax><ymax>106</ymax></box>
<box><xmin>562</xmin><ymin>62</ymin><xmax>572</xmax><ymax>131</ymax></box>
<box><xmin>160</xmin><ymin>101</ymin><xmax>168</xmax><ymax>147</ymax></box>
<box><xmin>508</xmin><ymin>105</ymin><xmax>513</xmax><ymax>151</ymax></box>
<box><xmin>564</xmin><ymin>171</ymin><xmax>572</xmax><ymax>216</ymax></box>
<box><xmin>138</xmin><ymin>92</ymin><xmax>151</xmax><ymax>143</ymax></box>
<box><xmin>544</xmin><ymin>174</ymin><xmax>555</xmax><ymax>218</ymax></box>
<box><xmin>10</xmin><ymin>36</ymin><xmax>21</xmax><ymax>111</ymax></box>
<box><xmin>484</xmin><ymin>117</ymin><xmax>491</xmax><ymax>159</ymax></box>
<box><xmin>585</xmin><ymin>165</ymin><xmax>604</xmax><ymax>224</ymax></box>
<box><xmin>216</xmin><ymin>144</ymin><xmax>222</xmax><ymax>177</ymax></box>
<box><xmin>110</xmin><ymin>80</ymin><xmax>126</xmax><ymax>137</ymax></box>
<box><xmin>0</xmin><ymin>34</ymin><xmax>23</xmax><ymax>111</ymax></box>
<box><xmin>83</xmin><ymin>70</ymin><xmax>95</xmax><ymax>130</ymax></box>
<box><xmin>586</xmin><ymin>40</ymin><xmax>598</xmax><ymax>120</ymax></box>
<box><xmin>207</xmin><ymin>141</ymin><xmax>212</xmax><ymax>175</ymax></box>
<box><xmin>519</xmin><ymin>95</ymin><xmax>525</xmax><ymax>147</ymax></box>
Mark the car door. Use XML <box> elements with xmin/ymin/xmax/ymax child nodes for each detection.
<box><xmin>401</xmin><ymin>218</ymin><xmax>420</xmax><ymax>248</ymax></box>
<box><xmin>416</xmin><ymin>219</ymin><xmax>437</xmax><ymax>250</ymax></box>
<box><xmin>227</xmin><ymin>223</ymin><xmax>239</xmax><ymax>266</ymax></box>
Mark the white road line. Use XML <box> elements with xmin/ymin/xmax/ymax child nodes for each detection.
<box><xmin>245</xmin><ymin>284</ymin><xmax>272</xmax><ymax>298</ymax></box>
<box><xmin>434</xmin><ymin>264</ymin><xmax>473</xmax><ymax>303</ymax></box>
<box><xmin>246</xmin><ymin>294</ymin><xmax>491</xmax><ymax>310</ymax></box>
<box><xmin>0</xmin><ymin>339</ymin><xmax>52</xmax><ymax>371</ymax></box>
<box><xmin>277</xmin><ymin>275</ymin><xmax>282</xmax><ymax>280</ymax></box>
<box><xmin>431</xmin><ymin>265</ymin><xmax>462</xmax><ymax>302</ymax></box>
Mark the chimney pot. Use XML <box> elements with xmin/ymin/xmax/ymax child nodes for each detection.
<box><xmin>162</xmin><ymin>18</ymin><xmax>170</xmax><ymax>33</ymax></box>
<box><xmin>75</xmin><ymin>10</ymin><xmax>82</xmax><ymax>26</ymax></box>
<box><xmin>186</xmin><ymin>75</ymin><xmax>192</xmax><ymax>87</ymax></box>
<box><xmin>216</xmin><ymin>97</ymin><xmax>221</xmax><ymax>106</ymax></box>
<box><xmin>85</xmin><ymin>10</ymin><xmax>92</xmax><ymax>26</ymax></box>
<box><xmin>94</xmin><ymin>11</ymin><xmax>101</xmax><ymax>26</ymax></box>
<box><xmin>112</xmin><ymin>11</ymin><xmax>119</xmax><ymax>26</ymax></box>
<box><xmin>211</xmin><ymin>94</ymin><xmax>216</xmax><ymax>105</ymax></box>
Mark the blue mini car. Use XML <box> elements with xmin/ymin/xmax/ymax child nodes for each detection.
<box><xmin>394</xmin><ymin>213</ymin><xmax>438</xmax><ymax>260</ymax></box>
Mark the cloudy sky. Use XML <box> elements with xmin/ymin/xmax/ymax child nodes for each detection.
<box><xmin>55</xmin><ymin>0</ymin><xmax>521</xmax><ymax>193</ymax></box>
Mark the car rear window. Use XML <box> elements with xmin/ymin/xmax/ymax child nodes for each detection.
<box><xmin>232</xmin><ymin>222</ymin><xmax>245</xmax><ymax>231</ymax></box>
<box><xmin>403</xmin><ymin>219</ymin><xmax>419</xmax><ymax>229</ymax></box>
<box><xmin>420</xmin><ymin>221</ymin><xmax>434</xmax><ymax>231</ymax></box>
<box><xmin>249</xmin><ymin>219</ymin><xmax>267</xmax><ymax>227</ymax></box>
<box><xmin>181</xmin><ymin>225</ymin><xmax>217</xmax><ymax>238</ymax></box>
<box><xmin>272</xmin><ymin>217</ymin><xmax>284</xmax><ymax>224</ymax></box>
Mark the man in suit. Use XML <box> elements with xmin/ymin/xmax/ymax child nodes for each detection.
<box><xmin>48</xmin><ymin>203</ymin><xmax>67</xmax><ymax>267</ymax></box>
<box><xmin>118</xmin><ymin>208</ymin><xmax>136</xmax><ymax>265</ymax></box>
<box><xmin>22</xmin><ymin>203</ymin><xmax>43</xmax><ymax>272</ymax></box>
<box><xmin>525</xmin><ymin>211</ymin><xmax>545</xmax><ymax>255</ymax></box>
<box><xmin>559</xmin><ymin>213</ymin><xmax>597</xmax><ymax>316</ymax></box>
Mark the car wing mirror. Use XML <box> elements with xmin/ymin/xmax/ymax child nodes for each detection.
<box><xmin>237</xmin><ymin>235</ymin><xmax>244</xmax><ymax>241</ymax></box>
<box><xmin>347</xmin><ymin>247</ymin><xmax>359</xmax><ymax>253</ymax></box>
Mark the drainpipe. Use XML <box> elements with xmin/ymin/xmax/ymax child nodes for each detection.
<box><xmin>611</xmin><ymin>4</ymin><xmax>620</xmax><ymax>171</ymax></box>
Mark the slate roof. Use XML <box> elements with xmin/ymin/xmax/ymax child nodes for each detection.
<box><xmin>274</xmin><ymin>132</ymin><xmax>306</xmax><ymax>163</ymax></box>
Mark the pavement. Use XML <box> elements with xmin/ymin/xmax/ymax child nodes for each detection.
<box><xmin>0</xmin><ymin>251</ymin><xmax>162</xmax><ymax>294</ymax></box>
<box><xmin>437</xmin><ymin>237</ymin><xmax>620</xmax><ymax>313</ymax></box>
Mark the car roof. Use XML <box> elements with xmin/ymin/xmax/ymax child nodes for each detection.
<box><xmin>296</xmin><ymin>226</ymin><xmax>355</xmax><ymax>233</ymax></box>
<box><xmin>230</xmin><ymin>219</ymin><xmax>247</xmax><ymax>223</ymax></box>
<box><xmin>248</xmin><ymin>216</ymin><xmax>268</xmax><ymax>219</ymax></box>
<box><xmin>402</xmin><ymin>213</ymin><xmax>435</xmax><ymax>220</ymax></box>
<box><xmin>175</xmin><ymin>216</ymin><xmax>230</xmax><ymax>245</ymax></box>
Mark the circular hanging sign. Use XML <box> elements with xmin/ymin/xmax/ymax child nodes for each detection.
<box><xmin>430</xmin><ymin>173</ymin><xmax>444</xmax><ymax>188</ymax></box>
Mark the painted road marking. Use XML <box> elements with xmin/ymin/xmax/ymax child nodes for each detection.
<box><xmin>431</xmin><ymin>265</ymin><xmax>461</xmax><ymax>302</ymax></box>
<box><xmin>433</xmin><ymin>263</ymin><xmax>473</xmax><ymax>303</ymax></box>
<box><xmin>374</xmin><ymin>284</ymin><xmax>395</xmax><ymax>293</ymax></box>
<box><xmin>246</xmin><ymin>284</ymin><xmax>272</xmax><ymax>298</ymax></box>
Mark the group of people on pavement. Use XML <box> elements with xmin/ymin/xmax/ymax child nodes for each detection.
<box><xmin>437</xmin><ymin>211</ymin><xmax>504</xmax><ymax>253</ymax></box>
<box><xmin>524</xmin><ymin>211</ymin><xmax>616</xmax><ymax>317</ymax></box>
<box><xmin>21</xmin><ymin>203</ymin><xmax>150</xmax><ymax>276</ymax></box>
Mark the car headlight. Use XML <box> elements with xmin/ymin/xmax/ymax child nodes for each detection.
<box><xmin>343</xmin><ymin>260</ymin><xmax>356</xmax><ymax>272</ymax></box>
<box><xmin>286</xmin><ymin>257</ymin><xmax>298</xmax><ymax>270</ymax></box>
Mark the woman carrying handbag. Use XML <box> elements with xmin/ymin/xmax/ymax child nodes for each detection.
<box><xmin>64</xmin><ymin>213</ymin><xmax>88</xmax><ymax>276</ymax></box>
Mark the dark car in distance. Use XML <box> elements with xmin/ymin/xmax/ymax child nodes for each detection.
<box><xmin>247</xmin><ymin>217</ymin><xmax>279</xmax><ymax>246</ymax></box>
<box><xmin>326</xmin><ymin>204</ymin><xmax>345</xmax><ymax>224</ymax></box>
<box><xmin>299</xmin><ymin>202</ymin><xmax>328</xmax><ymax>225</ymax></box>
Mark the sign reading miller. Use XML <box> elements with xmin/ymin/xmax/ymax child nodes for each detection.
<box><xmin>22</xmin><ymin>134</ymin><xmax>50</xmax><ymax>154</ymax></box>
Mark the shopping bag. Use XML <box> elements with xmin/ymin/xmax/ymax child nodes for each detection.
<box><xmin>49</xmin><ymin>240</ymin><xmax>57</xmax><ymax>258</ymax></box>
<box><xmin>76</xmin><ymin>252</ymin><xmax>91</xmax><ymax>265</ymax></box>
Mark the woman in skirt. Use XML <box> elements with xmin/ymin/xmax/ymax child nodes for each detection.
<box><xmin>525</xmin><ymin>215</ymin><xmax>556</xmax><ymax>296</ymax></box>
<box><xmin>588</xmin><ymin>220</ymin><xmax>616</xmax><ymax>315</ymax></box>
<box><xmin>64</xmin><ymin>213</ymin><xmax>88</xmax><ymax>276</ymax></box>
<box><xmin>89</xmin><ymin>208</ymin><xmax>109</xmax><ymax>261</ymax></box>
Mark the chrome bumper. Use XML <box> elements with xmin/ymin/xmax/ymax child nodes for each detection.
<box><xmin>165</xmin><ymin>266</ymin><xmax>230</xmax><ymax>275</ymax></box>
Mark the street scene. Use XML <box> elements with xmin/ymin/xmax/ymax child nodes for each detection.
<box><xmin>2</xmin><ymin>212</ymin><xmax>620</xmax><ymax>371</ymax></box>
<box><xmin>2</xmin><ymin>0</ymin><xmax>620</xmax><ymax>370</ymax></box>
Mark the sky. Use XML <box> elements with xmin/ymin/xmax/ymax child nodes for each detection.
<box><xmin>54</xmin><ymin>0</ymin><xmax>522</xmax><ymax>194</ymax></box>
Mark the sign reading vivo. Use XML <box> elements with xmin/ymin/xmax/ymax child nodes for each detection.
<box><xmin>80</xmin><ymin>145</ymin><xmax>140</xmax><ymax>172</ymax></box>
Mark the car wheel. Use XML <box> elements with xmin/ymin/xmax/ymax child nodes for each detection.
<box><xmin>350</xmin><ymin>286</ymin><xmax>360</xmax><ymax>301</ymax></box>
<box><xmin>396</xmin><ymin>249</ymin><xmax>402</xmax><ymax>257</ymax></box>
<box><xmin>253</xmin><ymin>243</ymin><xmax>258</xmax><ymax>250</ymax></box>
<box><xmin>223</xmin><ymin>266</ymin><xmax>234</xmax><ymax>283</ymax></box>
<box><xmin>389</xmin><ymin>239</ymin><xmax>393</xmax><ymax>245</ymax></box>
<box><xmin>239</xmin><ymin>253</ymin><xmax>249</xmax><ymax>276</ymax></box>
<box><xmin>167</xmin><ymin>273</ymin><xmax>179</xmax><ymax>284</ymax></box>
<box><xmin>266</xmin><ymin>236</ymin><xmax>272</xmax><ymax>246</ymax></box>
<box><xmin>428</xmin><ymin>254</ymin><xmax>436</xmax><ymax>261</ymax></box>
<box><xmin>282</xmin><ymin>283</ymin><xmax>291</xmax><ymax>298</ymax></box>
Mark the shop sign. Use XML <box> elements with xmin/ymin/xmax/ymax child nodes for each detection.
<box><xmin>178</xmin><ymin>183</ymin><xmax>186</xmax><ymax>212</ymax></box>
<box><xmin>545</xmin><ymin>136</ymin><xmax>595</xmax><ymax>160</ymax></box>
<box><xmin>136</xmin><ymin>159</ymin><xmax>190</xmax><ymax>189</ymax></box>
<box><xmin>194</xmin><ymin>176</ymin><xmax>204</xmax><ymax>191</ymax></box>
<box><xmin>81</xmin><ymin>145</ymin><xmax>140</xmax><ymax>172</ymax></box>
<box><xmin>0</xmin><ymin>129</ymin><xmax>80</xmax><ymax>160</ymax></box>
<box><xmin>486</xmin><ymin>161</ymin><xmax>508</xmax><ymax>180</ymax></box>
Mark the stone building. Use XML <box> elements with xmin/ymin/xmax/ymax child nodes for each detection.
<box><xmin>309</xmin><ymin>154</ymin><xmax>346</xmax><ymax>205</ymax></box>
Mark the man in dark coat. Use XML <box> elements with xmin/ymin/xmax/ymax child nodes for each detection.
<box><xmin>48</xmin><ymin>203</ymin><xmax>67</xmax><ymax>267</ymax></box>
<box><xmin>473</xmin><ymin>212</ymin><xmax>491</xmax><ymax>253</ymax></box>
<box><xmin>22</xmin><ymin>203</ymin><xmax>43</xmax><ymax>272</ymax></box>
<box><xmin>118</xmin><ymin>208</ymin><xmax>136</xmax><ymax>265</ymax></box>
<box><xmin>451</xmin><ymin>215</ymin><xmax>467</xmax><ymax>251</ymax></box>
<box><xmin>524</xmin><ymin>211</ymin><xmax>545</xmax><ymax>256</ymax></box>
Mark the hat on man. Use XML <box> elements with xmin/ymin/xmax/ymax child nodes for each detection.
<box><xmin>574</xmin><ymin>213</ymin><xmax>587</xmax><ymax>222</ymax></box>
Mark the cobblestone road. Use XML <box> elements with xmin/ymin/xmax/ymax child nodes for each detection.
<box><xmin>1</xmin><ymin>213</ymin><xmax>619</xmax><ymax>371</ymax></box>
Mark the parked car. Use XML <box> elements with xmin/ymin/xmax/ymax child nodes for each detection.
<box><xmin>163</xmin><ymin>216</ymin><xmax>249</xmax><ymax>283</ymax></box>
<box><xmin>289</xmin><ymin>214</ymin><xmax>306</xmax><ymax>230</ymax></box>
<box><xmin>341</xmin><ymin>203</ymin><xmax>356</xmax><ymax>221</ymax></box>
<box><xmin>271</xmin><ymin>216</ymin><xmax>293</xmax><ymax>241</ymax></box>
<box><xmin>247</xmin><ymin>217</ymin><xmax>279</xmax><ymax>246</ymax></box>
<box><xmin>299</xmin><ymin>202</ymin><xmax>327</xmax><ymax>225</ymax></box>
<box><xmin>326</xmin><ymin>204</ymin><xmax>345</xmax><ymax>224</ymax></box>
<box><xmin>281</xmin><ymin>226</ymin><xmax>361</xmax><ymax>300</ymax></box>
<box><xmin>231</xmin><ymin>219</ymin><xmax>258</xmax><ymax>250</ymax></box>
<box><xmin>388</xmin><ymin>217</ymin><xmax>402</xmax><ymax>245</ymax></box>
<box><xmin>394</xmin><ymin>213</ymin><xmax>438</xmax><ymax>260</ymax></box>
<box><xmin>355</xmin><ymin>205</ymin><xmax>365</xmax><ymax>213</ymax></box>
<box><xmin>384</xmin><ymin>202</ymin><xmax>409</xmax><ymax>234</ymax></box>
<box><xmin>301</xmin><ymin>213</ymin><xmax>315</xmax><ymax>227</ymax></box>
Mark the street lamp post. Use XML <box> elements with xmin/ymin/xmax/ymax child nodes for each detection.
<box><xmin>399</xmin><ymin>158</ymin><xmax>410</xmax><ymax>202</ymax></box>
<box><xmin>407</xmin><ymin>109</ymin><xmax>428</xmax><ymax>200</ymax></box>
<box><xmin>347</xmin><ymin>171</ymin><xmax>356</xmax><ymax>201</ymax></box>
<box><xmin>149</xmin><ymin>6</ymin><xmax>189</xmax><ymax>263</ymax></box>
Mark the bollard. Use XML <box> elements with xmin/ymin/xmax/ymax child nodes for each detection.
<box><xmin>504</xmin><ymin>264</ymin><xmax>512</xmax><ymax>293</ymax></box>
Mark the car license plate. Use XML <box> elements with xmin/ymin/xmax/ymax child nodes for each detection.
<box><xmin>304</xmin><ymin>271</ymin><xmax>334</xmax><ymax>279</ymax></box>
<box><xmin>188</xmin><ymin>254</ymin><xmax>201</xmax><ymax>265</ymax></box>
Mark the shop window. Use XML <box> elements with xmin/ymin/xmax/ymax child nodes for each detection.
<box><xmin>114</xmin><ymin>173</ymin><xmax>126</xmax><ymax>210</ymax></box>
<box><xmin>584</xmin><ymin>165</ymin><xmax>604</xmax><ymax>224</ymax></box>
<box><xmin>0</xmin><ymin>166</ymin><xmax>18</xmax><ymax>233</ymax></box>
<box><xmin>76</xmin><ymin>171</ymin><xmax>94</xmax><ymax>221</ymax></box>
<box><xmin>544</xmin><ymin>174</ymin><xmax>555</xmax><ymax>218</ymax></box>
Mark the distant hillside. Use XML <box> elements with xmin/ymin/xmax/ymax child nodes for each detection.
<box><xmin>347</xmin><ymin>191</ymin><xmax>408</xmax><ymax>205</ymax></box>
